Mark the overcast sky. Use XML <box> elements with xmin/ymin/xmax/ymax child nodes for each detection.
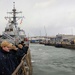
<box><xmin>0</xmin><ymin>0</ymin><xmax>75</xmax><ymax>37</ymax></box>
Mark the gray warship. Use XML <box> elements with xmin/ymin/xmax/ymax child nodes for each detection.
<box><xmin>0</xmin><ymin>2</ymin><xmax>32</xmax><ymax>75</ymax></box>
<box><xmin>0</xmin><ymin>2</ymin><xmax>28</xmax><ymax>45</ymax></box>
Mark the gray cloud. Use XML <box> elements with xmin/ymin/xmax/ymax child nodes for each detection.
<box><xmin>0</xmin><ymin>0</ymin><xmax>75</xmax><ymax>36</ymax></box>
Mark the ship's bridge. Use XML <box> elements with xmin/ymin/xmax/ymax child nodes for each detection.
<box><xmin>5</xmin><ymin>22</ymin><xmax>18</xmax><ymax>36</ymax></box>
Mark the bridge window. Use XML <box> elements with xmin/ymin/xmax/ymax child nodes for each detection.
<box><xmin>10</xmin><ymin>28</ymin><xmax>13</xmax><ymax>31</ymax></box>
<box><xmin>5</xmin><ymin>29</ymin><xmax>9</xmax><ymax>31</ymax></box>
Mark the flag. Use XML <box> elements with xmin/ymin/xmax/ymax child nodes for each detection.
<box><xmin>20</xmin><ymin>18</ymin><xmax>23</xmax><ymax>24</ymax></box>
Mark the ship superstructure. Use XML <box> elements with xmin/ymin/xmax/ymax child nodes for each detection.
<box><xmin>0</xmin><ymin>2</ymin><xmax>26</xmax><ymax>45</ymax></box>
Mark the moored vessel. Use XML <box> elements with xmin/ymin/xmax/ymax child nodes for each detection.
<box><xmin>0</xmin><ymin>2</ymin><xmax>29</xmax><ymax>45</ymax></box>
<box><xmin>0</xmin><ymin>2</ymin><xmax>32</xmax><ymax>75</ymax></box>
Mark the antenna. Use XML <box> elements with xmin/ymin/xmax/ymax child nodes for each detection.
<box><xmin>44</xmin><ymin>26</ymin><xmax>47</xmax><ymax>37</ymax></box>
<box><xmin>13</xmin><ymin>2</ymin><xmax>15</xmax><ymax>9</ymax></box>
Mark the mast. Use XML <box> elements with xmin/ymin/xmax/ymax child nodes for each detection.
<box><xmin>44</xmin><ymin>26</ymin><xmax>47</xmax><ymax>37</ymax></box>
<box><xmin>5</xmin><ymin>2</ymin><xmax>23</xmax><ymax>28</ymax></box>
<box><xmin>12</xmin><ymin>2</ymin><xmax>17</xmax><ymax>25</ymax></box>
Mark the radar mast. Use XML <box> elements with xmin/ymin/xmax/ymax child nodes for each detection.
<box><xmin>5</xmin><ymin>2</ymin><xmax>23</xmax><ymax>28</ymax></box>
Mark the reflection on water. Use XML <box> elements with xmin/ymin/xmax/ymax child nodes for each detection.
<box><xmin>30</xmin><ymin>44</ymin><xmax>75</xmax><ymax>75</ymax></box>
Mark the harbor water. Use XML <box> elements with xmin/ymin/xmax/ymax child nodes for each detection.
<box><xmin>30</xmin><ymin>44</ymin><xmax>75</xmax><ymax>75</ymax></box>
